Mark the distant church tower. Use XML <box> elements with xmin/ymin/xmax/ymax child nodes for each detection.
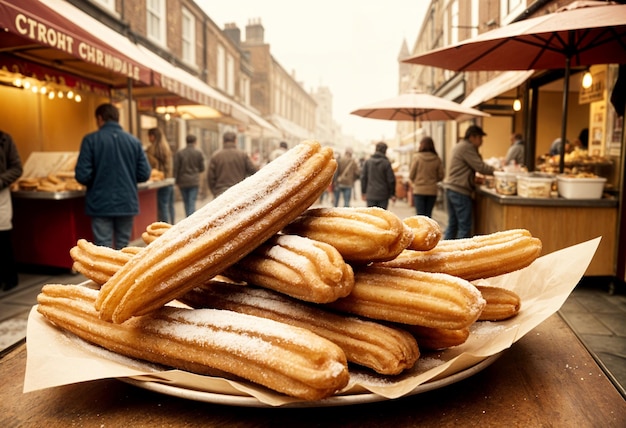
<box><xmin>398</xmin><ymin>38</ymin><xmax>413</xmax><ymax>94</ymax></box>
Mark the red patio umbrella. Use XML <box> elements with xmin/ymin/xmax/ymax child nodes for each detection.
<box><xmin>403</xmin><ymin>1</ymin><xmax>626</xmax><ymax>172</ymax></box>
<box><xmin>350</xmin><ymin>91</ymin><xmax>489</xmax><ymax>146</ymax></box>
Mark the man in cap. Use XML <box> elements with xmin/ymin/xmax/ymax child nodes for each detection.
<box><xmin>443</xmin><ymin>125</ymin><xmax>496</xmax><ymax>239</ymax></box>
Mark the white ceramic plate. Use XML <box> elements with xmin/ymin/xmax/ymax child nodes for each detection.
<box><xmin>119</xmin><ymin>353</ymin><xmax>501</xmax><ymax>408</ymax></box>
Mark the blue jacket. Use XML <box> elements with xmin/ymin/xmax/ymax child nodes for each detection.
<box><xmin>75</xmin><ymin>121</ymin><xmax>151</xmax><ymax>216</ymax></box>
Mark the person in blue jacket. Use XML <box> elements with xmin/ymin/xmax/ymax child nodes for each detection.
<box><xmin>75</xmin><ymin>103</ymin><xmax>151</xmax><ymax>249</ymax></box>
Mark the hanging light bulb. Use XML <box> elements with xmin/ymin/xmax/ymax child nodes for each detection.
<box><xmin>40</xmin><ymin>87</ymin><xmax>47</xmax><ymax>95</ymax></box>
<box><xmin>57</xmin><ymin>90</ymin><xmax>64</xmax><ymax>99</ymax></box>
<box><xmin>74</xmin><ymin>94</ymin><xmax>82</xmax><ymax>102</ymax></box>
<box><xmin>48</xmin><ymin>91</ymin><xmax>55</xmax><ymax>100</ymax></box>
<box><xmin>23</xmin><ymin>80</ymin><xmax>31</xmax><ymax>90</ymax></box>
<box><xmin>582</xmin><ymin>71</ymin><xmax>593</xmax><ymax>89</ymax></box>
<box><xmin>67</xmin><ymin>90</ymin><xmax>74</xmax><ymax>99</ymax></box>
<box><xmin>164</xmin><ymin>113</ymin><xmax>171</xmax><ymax>121</ymax></box>
<box><xmin>513</xmin><ymin>99</ymin><xmax>522</xmax><ymax>111</ymax></box>
<box><xmin>31</xmin><ymin>85</ymin><xmax>39</xmax><ymax>93</ymax></box>
<box><xmin>13</xmin><ymin>77</ymin><xmax>22</xmax><ymax>87</ymax></box>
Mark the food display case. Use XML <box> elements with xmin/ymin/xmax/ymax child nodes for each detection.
<box><xmin>11</xmin><ymin>152</ymin><xmax>173</xmax><ymax>269</ymax></box>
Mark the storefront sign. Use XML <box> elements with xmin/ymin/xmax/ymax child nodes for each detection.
<box><xmin>14</xmin><ymin>13</ymin><xmax>140</xmax><ymax>81</ymax></box>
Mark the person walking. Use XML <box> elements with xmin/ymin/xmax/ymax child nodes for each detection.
<box><xmin>409</xmin><ymin>136</ymin><xmax>444</xmax><ymax>217</ymax></box>
<box><xmin>443</xmin><ymin>125</ymin><xmax>496</xmax><ymax>240</ymax></box>
<box><xmin>333</xmin><ymin>147</ymin><xmax>359</xmax><ymax>207</ymax></box>
<box><xmin>504</xmin><ymin>133</ymin><xmax>525</xmax><ymax>167</ymax></box>
<box><xmin>360</xmin><ymin>142</ymin><xmax>396</xmax><ymax>209</ymax></box>
<box><xmin>146</xmin><ymin>127</ymin><xmax>174</xmax><ymax>223</ymax></box>
<box><xmin>208</xmin><ymin>131</ymin><xmax>257</xmax><ymax>197</ymax></box>
<box><xmin>0</xmin><ymin>130</ymin><xmax>22</xmax><ymax>291</ymax></box>
<box><xmin>75</xmin><ymin>103</ymin><xmax>152</xmax><ymax>249</ymax></box>
<box><xmin>174</xmin><ymin>134</ymin><xmax>206</xmax><ymax>217</ymax></box>
<box><xmin>268</xmin><ymin>141</ymin><xmax>288</xmax><ymax>162</ymax></box>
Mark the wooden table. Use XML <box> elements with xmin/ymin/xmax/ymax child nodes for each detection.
<box><xmin>1</xmin><ymin>314</ymin><xmax>624</xmax><ymax>427</ymax></box>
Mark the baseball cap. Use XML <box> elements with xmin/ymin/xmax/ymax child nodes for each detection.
<box><xmin>465</xmin><ymin>125</ymin><xmax>487</xmax><ymax>139</ymax></box>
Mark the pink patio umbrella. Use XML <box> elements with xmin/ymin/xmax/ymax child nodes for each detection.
<box><xmin>403</xmin><ymin>1</ymin><xmax>626</xmax><ymax>172</ymax></box>
<box><xmin>350</xmin><ymin>91</ymin><xmax>489</xmax><ymax>146</ymax></box>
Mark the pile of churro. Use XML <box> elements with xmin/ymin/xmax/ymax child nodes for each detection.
<box><xmin>37</xmin><ymin>140</ymin><xmax>542</xmax><ymax>401</ymax></box>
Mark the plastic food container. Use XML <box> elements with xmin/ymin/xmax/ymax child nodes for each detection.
<box><xmin>517</xmin><ymin>174</ymin><xmax>555</xmax><ymax>198</ymax></box>
<box><xmin>493</xmin><ymin>171</ymin><xmax>519</xmax><ymax>195</ymax></box>
<box><xmin>557</xmin><ymin>175</ymin><xmax>606</xmax><ymax>199</ymax></box>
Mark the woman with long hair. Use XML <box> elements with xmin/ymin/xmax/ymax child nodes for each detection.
<box><xmin>146</xmin><ymin>128</ymin><xmax>175</xmax><ymax>223</ymax></box>
<box><xmin>409</xmin><ymin>136</ymin><xmax>444</xmax><ymax>217</ymax></box>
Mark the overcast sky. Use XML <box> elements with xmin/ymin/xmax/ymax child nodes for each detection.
<box><xmin>197</xmin><ymin>1</ymin><xmax>430</xmax><ymax>143</ymax></box>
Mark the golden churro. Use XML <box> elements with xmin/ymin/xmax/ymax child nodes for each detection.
<box><xmin>326</xmin><ymin>266</ymin><xmax>485</xmax><ymax>330</ymax></box>
<box><xmin>402</xmin><ymin>215</ymin><xmax>442</xmax><ymax>251</ymax></box>
<box><xmin>180</xmin><ymin>281</ymin><xmax>420</xmax><ymax>375</ymax></box>
<box><xmin>283</xmin><ymin>207</ymin><xmax>414</xmax><ymax>263</ymax></box>
<box><xmin>96</xmin><ymin>141</ymin><xmax>336</xmax><ymax>323</ymax></box>
<box><xmin>475</xmin><ymin>284</ymin><xmax>522</xmax><ymax>321</ymax></box>
<box><xmin>403</xmin><ymin>325</ymin><xmax>470</xmax><ymax>350</ymax></box>
<box><xmin>224</xmin><ymin>234</ymin><xmax>354</xmax><ymax>303</ymax></box>
<box><xmin>378</xmin><ymin>229</ymin><xmax>542</xmax><ymax>281</ymax></box>
<box><xmin>38</xmin><ymin>284</ymin><xmax>349</xmax><ymax>400</ymax></box>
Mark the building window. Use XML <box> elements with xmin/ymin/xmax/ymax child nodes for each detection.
<box><xmin>501</xmin><ymin>0</ymin><xmax>524</xmax><ymax>25</ymax></box>
<box><xmin>93</xmin><ymin>0</ymin><xmax>115</xmax><ymax>11</ymax></box>
<box><xmin>216</xmin><ymin>44</ymin><xmax>225</xmax><ymax>91</ymax></box>
<box><xmin>147</xmin><ymin>0</ymin><xmax>166</xmax><ymax>46</ymax></box>
<box><xmin>181</xmin><ymin>8</ymin><xmax>195</xmax><ymax>65</ymax></box>
<box><xmin>226</xmin><ymin>54</ymin><xmax>235</xmax><ymax>96</ymax></box>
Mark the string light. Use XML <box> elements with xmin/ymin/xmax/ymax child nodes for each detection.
<box><xmin>513</xmin><ymin>99</ymin><xmax>522</xmax><ymax>111</ymax></box>
<box><xmin>6</xmin><ymin>73</ymin><xmax>84</xmax><ymax>102</ymax></box>
<box><xmin>582</xmin><ymin>71</ymin><xmax>593</xmax><ymax>89</ymax></box>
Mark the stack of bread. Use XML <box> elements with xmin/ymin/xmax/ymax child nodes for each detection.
<box><xmin>13</xmin><ymin>172</ymin><xmax>84</xmax><ymax>192</ymax></box>
<box><xmin>37</xmin><ymin>140</ymin><xmax>542</xmax><ymax>401</ymax></box>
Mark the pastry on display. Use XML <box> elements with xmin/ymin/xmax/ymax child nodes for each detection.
<box><xmin>180</xmin><ymin>281</ymin><xmax>420</xmax><ymax>375</ymax></box>
<box><xmin>37</xmin><ymin>283</ymin><xmax>350</xmax><ymax>400</ymax></box>
<box><xmin>475</xmin><ymin>284</ymin><xmax>522</xmax><ymax>321</ymax></box>
<box><xmin>402</xmin><ymin>215</ymin><xmax>442</xmax><ymax>251</ymax></box>
<box><xmin>96</xmin><ymin>141</ymin><xmax>336</xmax><ymax>323</ymax></box>
<box><xmin>326</xmin><ymin>266</ymin><xmax>486</xmax><ymax>330</ymax></box>
<box><xmin>378</xmin><ymin>229</ymin><xmax>542</xmax><ymax>281</ymax></box>
<box><xmin>223</xmin><ymin>234</ymin><xmax>355</xmax><ymax>303</ymax></box>
<box><xmin>282</xmin><ymin>206</ymin><xmax>414</xmax><ymax>263</ymax></box>
<box><xmin>403</xmin><ymin>325</ymin><xmax>470</xmax><ymax>351</ymax></box>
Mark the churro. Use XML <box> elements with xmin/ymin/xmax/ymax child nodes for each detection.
<box><xmin>475</xmin><ymin>284</ymin><xmax>522</xmax><ymax>321</ymax></box>
<box><xmin>180</xmin><ymin>281</ymin><xmax>419</xmax><ymax>375</ymax></box>
<box><xmin>378</xmin><ymin>229</ymin><xmax>542</xmax><ymax>281</ymax></box>
<box><xmin>326</xmin><ymin>266</ymin><xmax>485</xmax><ymax>330</ymax></box>
<box><xmin>282</xmin><ymin>207</ymin><xmax>414</xmax><ymax>263</ymax></box>
<box><xmin>224</xmin><ymin>234</ymin><xmax>354</xmax><ymax>303</ymax></box>
<box><xmin>403</xmin><ymin>325</ymin><xmax>470</xmax><ymax>350</ymax></box>
<box><xmin>37</xmin><ymin>284</ymin><xmax>349</xmax><ymax>400</ymax></box>
<box><xmin>402</xmin><ymin>215</ymin><xmax>442</xmax><ymax>251</ymax></box>
<box><xmin>141</xmin><ymin>222</ymin><xmax>171</xmax><ymax>244</ymax></box>
<box><xmin>96</xmin><ymin>141</ymin><xmax>336</xmax><ymax>323</ymax></box>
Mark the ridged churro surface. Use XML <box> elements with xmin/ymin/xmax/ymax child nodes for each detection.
<box><xmin>402</xmin><ymin>215</ymin><xmax>442</xmax><ymax>251</ymax></box>
<box><xmin>378</xmin><ymin>229</ymin><xmax>542</xmax><ymax>281</ymax></box>
<box><xmin>326</xmin><ymin>266</ymin><xmax>486</xmax><ymax>330</ymax></box>
<box><xmin>224</xmin><ymin>234</ymin><xmax>354</xmax><ymax>303</ymax></box>
<box><xmin>283</xmin><ymin>207</ymin><xmax>413</xmax><ymax>263</ymax></box>
<box><xmin>38</xmin><ymin>284</ymin><xmax>349</xmax><ymax>400</ymax></box>
<box><xmin>180</xmin><ymin>281</ymin><xmax>420</xmax><ymax>375</ymax></box>
<box><xmin>96</xmin><ymin>141</ymin><xmax>336</xmax><ymax>323</ymax></box>
<box><xmin>475</xmin><ymin>285</ymin><xmax>522</xmax><ymax>321</ymax></box>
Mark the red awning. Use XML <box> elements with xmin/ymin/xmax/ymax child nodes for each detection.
<box><xmin>0</xmin><ymin>0</ymin><xmax>151</xmax><ymax>86</ymax></box>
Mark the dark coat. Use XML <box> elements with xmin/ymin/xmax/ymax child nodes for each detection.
<box><xmin>75</xmin><ymin>121</ymin><xmax>151</xmax><ymax>216</ymax></box>
<box><xmin>361</xmin><ymin>152</ymin><xmax>395</xmax><ymax>200</ymax></box>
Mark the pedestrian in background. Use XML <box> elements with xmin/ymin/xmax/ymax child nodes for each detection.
<box><xmin>208</xmin><ymin>131</ymin><xmax>257</xmax><ymax>197</ymax></box>
<box><xmin>268</xmin><ymin>141</ymin><xmax>288</xmax><ymax>162</ymax></box>
<box><xmin>360</xmin><ymin>142</ymin><xmax>396</xmax><ymax>209</ymax></box>
<box><xmin>333</xmin><ymin>147</ymin><xmax>359</xmax><ymax>207</ymax></box>
<box><xmin>504</xmin><ymin>133</ymin><xmax>525</xmax><ymax>167</ymax></box>
<box><xmin>146</xmin><ymin>127</ymin><xmax>174</xmax><ymax>223</ymax></box>
<box><xmin>174</xmin><ymin>134</ymin><xmax>206</xmax><ymax>217</ymax></box>
<box><xmin>0</xmin><ymin>130</ymin><xmax>22</xmax><ymax>291</ymax></box>
<box><xmin>409</xmin><ymin>136</ymin><xmax>443</xmax><ymax>217</ymax></box>
<box><xmin>443</xmin><ymin>125</ymin><xmax>496</xmax><ymax>240</ymax></box>
<box><xmin>75</xmin><ymin>103</ymin><xmax>152</xmax><ymax>249</ymax></box>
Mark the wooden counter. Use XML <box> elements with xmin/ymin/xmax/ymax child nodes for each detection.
<box><xmin>475</xmin><ymin>188</ymin><xmax>618</xmax><ymax>276</ymax></box>
<box><xmin>1</xmin><ymin>314</ymin><xmax>624</xmax><ymax>427</ymax></box>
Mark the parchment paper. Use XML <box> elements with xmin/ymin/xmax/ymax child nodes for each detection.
<box><xmin>24</xmin><ymin>237</ymin><xmax>601</xmax><ymax>406</ymax></box>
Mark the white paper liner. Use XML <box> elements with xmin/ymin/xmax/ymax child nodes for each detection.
<box><xmin>24</xmin><ymin>237</ymin><xmax>600</xmax><ymax>406</ymax></box>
